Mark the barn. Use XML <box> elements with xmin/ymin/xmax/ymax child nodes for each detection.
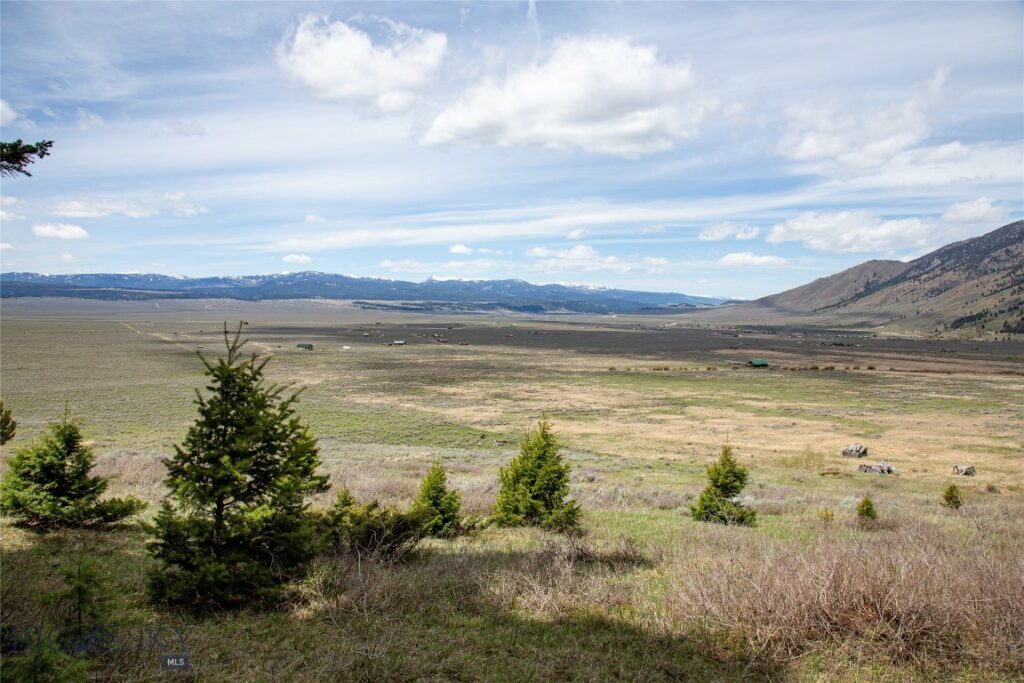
<box><xmin>748</xmin><ymin>359</ymin><xmax>770</xmax><ymax>368</ymax></box>
<box><xmin>296</xmin><ymin>343</ymin><xmax>313</xmax><ymax>351</ymax></box>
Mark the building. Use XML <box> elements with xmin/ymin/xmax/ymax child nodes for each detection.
<box><xmin>296</xmin><ymin>343</ymin><xmax>313</xmax><ymax>351</ymax></box>
<box><xmin>747</xmin><ymin>359</ymin><xmax>770</xmax><ymax>367</ymax></box>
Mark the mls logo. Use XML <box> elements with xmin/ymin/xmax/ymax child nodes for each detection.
<box><xmin>160</xmin><ymin>654</ymin><xmax>190</xmax><ymax>671</ymax></box>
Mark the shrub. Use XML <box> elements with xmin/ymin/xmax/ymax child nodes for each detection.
<box><xmin>818</xmin><ymin>508</ymin><xmax>834</xmax><ymax>525</ymax></box>
<box><xmin>0</xmin><ymin>630</ymin><xmax>90</xmax><ymax>683</ymax></box>
<box><xmin>493</xmin><ymin>418</ymin><xmax>580</xmax><ymax>532</ymax></box>
<box><xmin>319</xmin><ymin>488</ymin><xmax>427</xmax><ymax>562</ymax></box>
<box><xmin>942</xmin><ymin>484</ymin><xmax>964</xmax><ymax>509</ymax></box>
<box><xmin>856</xmin><ymin>494</ymin><xmax>878</xmax><ymax>524</ymax></box>
<box><xmin>691</xmin><ymin>445</ymin><xmax>756</xmax><ymax>526</ymax></box>
<box><xmin>0</xmin><ymin>417</ymin><xmax>144</xmax><ymax>530</ymax></box>
<box><xmin>1</xmin><ymin>399</ymin><xmax>16</xmax><ymax>445</ymax></box>
<box><xmin>411</xmin><ymin>460</ymin><xmax>461</xmax><ymax>538</ymax></box>
<box><xmin>146</xmin><ymin>324</ymin><xmax>329</xmax><ymax>611</ymax></box>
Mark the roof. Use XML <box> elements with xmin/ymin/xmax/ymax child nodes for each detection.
<box><xmin>749</xmin><ymin>359</ymin><xmax>770</xmax><ymax>366</ymax></box>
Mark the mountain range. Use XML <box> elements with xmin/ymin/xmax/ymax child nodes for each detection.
<box><xmin>0</xmin><ymin>271</ymin><xmax>726</xmax><ymax>314</ymax></box>
<box><xmin>2</xmin><ymin>221</ymin><xmax>1020</xmax><ymax>332</ymax></box>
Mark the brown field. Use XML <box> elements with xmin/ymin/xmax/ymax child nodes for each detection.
<box><xmin>1</xmin><ymin>298</ymin><xmax>1023</xmax><ymax>681</ymax></box>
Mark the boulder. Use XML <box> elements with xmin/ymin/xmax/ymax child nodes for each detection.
<box><xmin>842</xmin><ymin>444</ymin><xmax>869</xmax><ymax>458</ymax></box>
<box><xmin>858</xmin><ymin>462</ymin><xmax>898</xmax><ymax>475</ymax></box>
<box><xmin>951</xmin><ymin>464</ymin><xmax>976</xmax><ymax>476</ymax></box>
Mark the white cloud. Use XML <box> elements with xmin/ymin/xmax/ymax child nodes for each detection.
<box><xmin>0</xmin><ymin>242</ymin><xmax>14</xmax><ymax>251</ymax></box>
<box><xmin>423</xmin><ymin>35</ymin><xmax>711</xmax><ymax>156</ymax></box>
<box><xmin>282</xmin><ymin>253</ymin><xmax>312</xmax><ymax>264</ymax></box>
<box><xmin>166</xmin><ymin>119</ymin><xmax>206</xmax><ymax>136</ymax></box>
<box><xmin>778</xmin><ymin>69</ymin><xmax>946</xmax><ymax>170</ymax></box>
<box><xmin>718</xmin><ymin>251</ymin><xmax>788</xmax><ymax>267</ymax></box>
<box><xmin>698</xmin><ymin>221</ymin><xmax>760</xmax><ymax>241</ymax></box>
<box><xmin>162</xmin><ymin>192</ymin><xmax>208</xmax><ymax>218</ymax></box>
<box><xmin>52</xmin><ymin>199</ymin><xmax>156</xmax><ymax>219</ymax></box>
<box><xmin>278</xmin><ymin>15</ymin><xmax>447</xmax><ymax>113</ymax></box>
<box><xmin>527</xmin><ymin>243</ymin><xmax>664</xmax><ymax>274</ymax></box>
<box><xmin>77</xmin><ymin>108</ymin><xmax>104</xmax><ymax>130</ymax></box>
<box><xmin>1</xmin><ymin>99</ymin><xmax>33</xmax><ymax>129</ymax></box>
<box><xmin>449</xmin><ymin>243</ymin><xmax>473</xmax><ymax>254</ymax></box>
<box><xmin>941</xmin><ymin>196</ymin><xmax>1006</xmax><ymax>225</ymax></box>
<box><xmin>566</xmin><ymin>228</ymin><xmax>587</xmax><ymax>240</ymax></box>
<box><xmin>305</xmin><ymin>214</ymin><xmax>326</xmax><ymax>223</ymax></box>
<box><xmin>32</xmin><ymin>223</ymin><xmax>90</xmax><ymax>240</ymax></box>
<box><xmin>59</xmin><ymin>252</ymin><xmax>76</xmax><ymax>263</ymax></box>
<box><xmin>767</xmin><ymin>210</ymin><xmax>934</xmax><ymax>253</ymax></box>
<box><xmin>1</xmin><ymin>211</ymin><xmax>25</xmax><ymax>222</ymax></box>
<box><xmin>1</xmin><ymin>100</ymin><xmax>20</xmax><ymax>126</ymax></box>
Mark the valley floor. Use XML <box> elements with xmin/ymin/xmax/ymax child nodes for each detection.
<box><xmin>1</xmin><ymin>300</ymin><xmax>1022</xmax><ymax>681</ymax></box>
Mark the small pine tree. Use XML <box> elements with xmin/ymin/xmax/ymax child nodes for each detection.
<box><xmin>1</xmin><ymin>400</ymin><xmax>16</xmax><ymax>445</ymax></box>
<box><xmin>856</xmin><ymin>494</ymin><xmax>878</xmax><ymax>522</ymax></box>
<box><xmin>942</xmin><ymin>484</ymin><xmax>963</xmax><ymax>509</ymax></box>
<box><xmin>146</xmin><ymin>324</ymin><xmax>329</xmax><ymax>611</ymax></box>
<box><xmin>43</xmin><ymin>548</ymin><xmax>111</xmax><ymax>649</ymax></box>
<box><xmin>411</xmin><ymin>461</ymin><xmax>461</xmax><ymax>538</ymax></box>
<box><xmin>0</xmin><ymin>631</ymin><xmax>90</xmax><ymax>683</ymax></box>
<box><xmin>691</xmin><ymin>444</ymin><xmax>756</xmax><ymax>526</ymax></box>
<box><xmin>493</xmin><ymin>418</ymin><xmax>580</xmax><ymax>532</ymax></box>
<box><xmin>0</xmin><ymin>416</ymin><xmax>144</xmax><ymax>530</ymax></box>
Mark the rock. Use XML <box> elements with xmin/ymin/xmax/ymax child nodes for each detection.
<box><xmin>858</xmin><ymin>462</ymin><xmax>898</xmax><ymax>475</ymax></box>
<box><xmin>951</xmin><ymin>464</ymin><xmax>976</xmax><ymax>476</ymax></box>
<box><xmin>842</xmin><ymin>444</ymin><xmax>869</xmax><ymax>458</ymax></box>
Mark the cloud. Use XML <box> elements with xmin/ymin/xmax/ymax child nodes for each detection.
<box><xmin>1</xmin><ymin>99</ymin><xmax>33</xmax><ymax>129</ymax></box>
<box><xmin>698</xmin><ymin>221</ymin><xmax>760</xmax><ymax>241</ymax></box>
<box><xmin>718</xmin><ymin>252</ymin><xmax>787</xmax><ymax>267</ymax></box>
<box><xmin>423</xmin><ymin>35</ymin><xmax>710</xmax><ymax>156</ymax></box>
<box><xmin>566</xmin><ymin>228</ymin><xmax>587</xmax><ymax>240</ymax></box>
<box><xmin>59</xmin><ymin>252</ymin><xmax>76</xmax><ymax>262</ymax></box>
<box><xmin>282</xmin><ymin>253</ymin><xmax>312</xmax><ymax>264</ymax></box>
<box><xmin>449</xmin><ymin>243</ymin><xmax>473</xmax><ymax>254</ymax></box>
<box><xmin>77</xmin><ymin>108</ymin><xmax>104</xmax><ymax>130</ymax></box>
<box><xmin>767</xmin><ymin>210</ymin><xmax>934</xmax><ymax>253</ymax></box>
<box><xmin>33</xmin><ymin>223</ymin><xmax>90</xmax><ymax>240</ymax></box>
<box><xmin>527</xmin><ymin>243</ymin><xmax>664</xmax><ymax>274</ymax></box>
<box><xmin>52</xmin><ymin>199</ymin><xmax>156</xmax><ymax>219</ymax></box>
<box><xmin>778</xmin><ymin>68</ymin><xmax>947</xmax><ymax>170</ymax></box>
<box><xmin>166</xmin><ymin>119</ymin><xmax>206</xmax><ymax>136</ymax></box>
<box><xmin>942</xmin><ymin>196</ymin><xmax>1006</xmax><ymax>225</ymax></box>
<box><xmin>0</xmin><ymin>242</ymin><xmax>14</xmax><ymax>251</ymax></box>
<box><xmin>162</xmin><ymin>192</ymin><xmax>208</xmax><ymax>218</ymax></box>
<box><xmin>305</xmin><ymin>214</ymin><xmax>326</xmax><ymax>223</ymax></box>
<box><xmin>278</xmin><ymin>15</ymin><xmax>447</xmax><ymax>113</ymax></box>
<box><xmin>379</xmin><ymin>257</ymin><xmax>500</xmax><ymax>275</ymax></box>
<box><xmin>1</xmin><ymin>100</ymin><xmax>20</xmax><ymax>126</ymax></box>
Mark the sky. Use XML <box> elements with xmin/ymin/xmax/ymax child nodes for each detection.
<box><xmin>0</xmin><ymin>1</ymin><xmax>1021</xmax><ymax>299</ymax></box>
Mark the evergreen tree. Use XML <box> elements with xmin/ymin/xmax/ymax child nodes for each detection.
<box><xmin>942</xmin><ymin>483</ymin><xmax>963</xmax><ymax>509</ymax></box>
<box><xmin>146</xmin><ymin>324</ymin><xmax>329</xmax><ymax>611</ymax></box>
<box><xmin>1</xmin><ymin>139</ymin><xmax>53</xmax><ymax>177</ymax></box>
<box><xmin>1</xmin><ymin>400</ymin><xmax>16</xmax><ymax>445</ymax></box>
<box><xmin>856</xmin><ymin>494</ymin><xmax>878</xmax><ymax>523</ymax></box>
<box><xmin>493</xmin><ymin>418</ymin><xmax>580</xmax><ymax>532</ymax></box>
<box><xmin>691</xmin><ymin>444</ymin><xmax>757</xmax><ymax>526</ymax></box>
<box><xmin>0</xmin><ymin>416</ymin><xmax>144</xmax><ymax>530</ymax></box>
<box><xmin>411</xmin><ymin>460</ymin><xmax>461</xmax><ymax>538</ymax></box>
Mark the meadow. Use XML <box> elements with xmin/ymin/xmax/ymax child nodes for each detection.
<box><xmin>1</xmin><ymin>299</ymin><xmax>1022</xmax><ymax>681</ymax></box>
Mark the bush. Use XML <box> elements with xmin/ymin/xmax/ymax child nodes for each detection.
<box><xmin>1</xmin><ymin>399</ymin><xmax>16</xmax><ymax>445</ymax></box>
<box><xmin>856</xmin><ymin>494</ymin><xmax>878</xmax><ymax>525</ymax></box>
<box><xmin>411</xmin><ymin>461</ymin><xmax>461</xmax><ymax>538</ymax></box>
<box><xmin>0</xmin><ymin>630</ymin><xmax>90</xmax><ymax>683</ymax></box>
<box><xmin>146</xmin><ymin>324</ymin><xmax>329</xmax><ymax>611</ymax></box>
<box><xmin>0</xmin><ymin>417</ymin><xmax>145</xmax><ymax>530</ymax></box>
<box><xmin>319</xmin><ymin>488</ymin><xmax>427</xmax><ymax>562</ymax></box>
<box><xmin>493</xmin><ymin>418</ymin><xmax>580</xmax><ymax>532</ymax></box>
<box><xmin>691</xmin><ymin>445</ymin><xmax>756</xmax><ymax>526</ymax></box>
<box><xmin>942</xmin><ymin>484</ymin><xmax>964</xmax><ymax>509</ymax></box>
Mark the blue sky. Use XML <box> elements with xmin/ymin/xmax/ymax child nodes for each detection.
<box><xmin>0</xmin><ymin>1</ymin><xmax>1021</xmax><ymax>298</ymax></box>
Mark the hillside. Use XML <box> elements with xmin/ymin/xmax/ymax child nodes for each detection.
<box><xmin>0</xmin><ymin>272</ymin><xmax>726</xmax><ymax>315</ymax></box>
<box><xmin>694</xmin><ymin>220</ymin><xmax>1024</xmax><ymax>335</ymax></box>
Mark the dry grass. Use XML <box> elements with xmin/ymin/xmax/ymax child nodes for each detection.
<box><xmin>664</xmin><ymin>514</ymin><xmax>1024</xmax><ymax>672</ymax></box>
